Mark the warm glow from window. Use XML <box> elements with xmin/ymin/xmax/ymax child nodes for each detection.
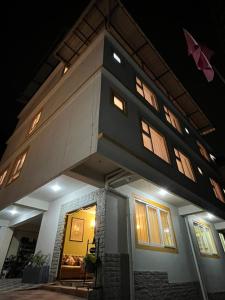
<box><xmin>0</xmin><ymin>169</ymin><xmax>8</xmax><ymax>187</ymax></box>
<box><xmin>135</xmin><ymin>199</ymin><xmax>176</xmax><ymax>250</ymax></box>
<box><xmin>113</xmin><ymin>96</ymin><xmax>125</xmax><ymax>112</ymax></box>
<box><xmin>136</xmin><ymin>77</ymin><xmax>158</xmax><ymax>110</ymax></box>
<box><xmin>164</xmin><ymin>106</ymin><xmax>182</xmax><ymax>133</ymax></box>
<box><xmin>210</xmin><ymin>178</ymin><xmax>225</xmax><ymax>203</ymax></box>
<box><xmin>174</xmin><ymin>148</ymin><xmax>195</xmax><ymax>181</ymax></box>
<box><xmin>141</xmin><ymin>121</ymin><xmax>170</xmax><ymax>163</ymax></box>
<box><xmin>193</xmin><ymin>221</ymin><xmax>218</xmax><ymax>256</ymax></box>
<box><xmin>29</xmin><ymin>111</ymin><xmax>42</xmax><ymax>135</ymax></box>
<box><xmin>197</xmin><ymin>141</ymin><xmax>210</xmax><ymax>161</ymax></box>
<box><xmin>8</xmin><ymin>150</ymin><xmax>28</xmax><ymax>184</ymax></box>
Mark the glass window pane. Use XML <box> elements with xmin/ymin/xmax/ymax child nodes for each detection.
<box><xmin>160</xmin><ymin>210</ymin><xmax>174</xmax><ymax>247</ymax></box>
<box><xmin>136</xmin><ymin>84</ymin><xmax>144</xmax><ymax>97</ymax></box>
<box><xmin>141</xmin><ymin>121</ymin><xmax>149</xmax><ymax>133</ymax></box>
<box><xmin>147</xmin><ymin>206</ymin><xmax>161</xmax><ymax>244</ymax></box>
<box><xmin>135</xmin><ymin>201</ymin><xmax>149</xmax><ymax>244</ymax></box>
<box><xmin>150</xmin><ymin>128</ymin><xmax>169</xmax><ymax>162</ymax></box>
<box><xmin>142</xmin><ymin>133</ymin><xmax>153</xmax><ymax>151</ymax></box>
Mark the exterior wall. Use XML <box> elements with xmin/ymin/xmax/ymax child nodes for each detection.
<box><xmin>0</xmin><ymin>227</ymin><xmax>14</xmax><ymax>274</ymax></box>
<box><xmin>187</xmin><ymin>214</ymin><xmax>225</xmax><ymax>295</ymax></box>
<box><xmin>118</xmin><ymin>185</ymin><xmax>198</xmax><ymax>284</ymax></box>
<box><xmin>98</xmin><ymin>33</ymin><xmax>225</xmax><ymax>219</ymax></box>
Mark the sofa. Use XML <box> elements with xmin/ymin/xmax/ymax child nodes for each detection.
<box><xmin>60</xmin><ymin>255</ymin><xmax>85</xmax><ymax>280</ymax></box>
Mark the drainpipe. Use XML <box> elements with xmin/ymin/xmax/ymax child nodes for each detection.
<box><xmin>184</xmin><ymin>216</ymin><xmax>208</xmax><ymax>300</ymax></box>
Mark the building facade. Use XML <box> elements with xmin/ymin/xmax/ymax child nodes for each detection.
<box><xmin>0</xmin><ymin>1</ymin><xmax>225</xmax><ymax>299</ymax></box>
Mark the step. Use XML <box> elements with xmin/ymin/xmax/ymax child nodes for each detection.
<box><xmin>43</xmin><ymin>284</ymin><xmax>92</xmax><ymax>298</ymax></box>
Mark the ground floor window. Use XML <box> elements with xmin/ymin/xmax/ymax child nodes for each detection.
<box><xmin>134</xmin><ymin>196</ymin><xmax>177</xmax><ymax>253</ymax></box>
<box><xmin>193</xmin><ymin>221</ymin><xmax>219</xmax><ymax>257</ymax></box>
<box><xmin>218</xmin><ymin>232</ymin><xmax>225</xmax><ymax>252</ymax></box>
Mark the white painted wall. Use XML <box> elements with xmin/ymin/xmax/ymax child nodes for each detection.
<box><xmin>35</xmin><ymin>185</ymin><xmax>97</xmax><ymax>261</ymax></box>
<box><xmin>117</xmin><ymin>185</ymin><xmax>198</xmax><ymax>283</ymax></box>
<box><xmin>0</xmin><ymin>227</ymin><xmax>13</xmax><ymax>273</ymax></box>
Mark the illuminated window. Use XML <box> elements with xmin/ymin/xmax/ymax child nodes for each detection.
<box><xmin>113</xmin><ymin>95</ymin><xmax>126</xmax><ymax>112</ymax></box>
<box><xmin>136</xmin><ymin>77</ymin><xmax>158</xmax><ymax>110</ymax></box>
<box><xmin>0</xmin><ymin>168</ymin><xmax>8</xmax><ymax>188</ymax></box>
<box><xmin>193</xmin><ymin>221</ymin><xmax>218</xmax><ymax>257</ymax></box>
<box><xmin>174</xmin><ymin>148</ymin><xmax>195</xmax><ymax>181</ymax></box>
<box><xmin>210</xmin><ymin>178</ymin><xmax>225</xmax><ymax>203</ymax></box>
<box><xmin>164</xmin><ymin>106</ymin><xmax>182</xmax><ymax>133</ymax></box>
<box><xmin>29</xmin><ymin>111</ymin><xmax>42</xmax><ymax>135</ymax></box>
<box><xmin>141</xmin><ymin>120</ymin><xmax>170</xmax><ymax>163</ymax></box>
<box><xmin>197</xmin><ymin>141</ymin><xmax>210</xmax><ymax>161</ymax></box>
<box><xmin>219</xmin><ymin>232</ymin><xmax>225</xmax><ymax>252</ymax></box>
<box><xmin>135</xmin><ymin>198</ymin><xmax>176</xmax><ymax>251</ymax></box>
<box><xmin>8</xmin><ymin>150</ymin><xmax>28</xmax><ymax>184</ymax></box>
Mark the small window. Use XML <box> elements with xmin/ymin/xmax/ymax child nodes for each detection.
<box><xmin>219</xmin><ymin>232</ymin><xmax>225</xmax><ymax>252</ymax></box>
<box><xmin>8</xmin><ymin>149</ymin><xmax>28</xmax><ymax>184</ymax></box>
<box><xmin>141</xmin><ymin>121</ymin><xmax>170</xmax><ymax>163</ymax></box>
<box><xmin>210</xmin><ymin>178</ymin><xmax>225</xmax><ymax>203</ymax></box>
<box><xmin>164</xmin><ymin>106</ymin><xmax>182</xmax><ymax>133</ymax></box>
<box><xmin>29</xmin><ymin>111</ymin><xmax>42</xmax><ymax>135</ymax></box>
<box><xmin>135</xmin><ymin>197</ymin><xmax>176</xmax><ymax>252</ymax></box>
<box><xmin>113</xmin><ymin>95</ymin><xmax>126</xmax><ymax>112</ymax></box>
<box><xmin>0</xmin><ymin>168</ymin><xmax>8</xmax><ymax>188</ymax></box>
<box><xmin>174</xmin><ymin>148</ymin><xmax>195</xmax><ymax>181</ymax></box>
<box><xmin>197</xmin><ymin>141</ymin><xmax>210</xmax><ymax>161</ymax></box>
<box><xmin>136</xmin><ymin>77</ymin><xmax>158</xmax><ymax>110</ymax></box>
<box><xmin>193</xmin><ymin>221</ymin><xmax>218</xmax><ymax>257</ymax></box>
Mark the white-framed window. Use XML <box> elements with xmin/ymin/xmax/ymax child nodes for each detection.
<box><xmin>174</xmin><ymin>148</ymin><xmax>195</xmax><ymax>181</ymax></box>
<box><xmin>141</xmin><ymin>120</ymin><xmax>170</xmax><ymax>163</ymax></box>
<box><xmin>113</xmin><ymin>95</ymin><xmax>126</xmax><ymax>112</ymax></box>
<box><xmin>8</xmin><ymin>149</ymin><xmax>28</xmax><ymax>184</ymax></box>
<box><xmin>193</xmin><ymin>221</ymin><xmax>218</xmax><ymax>257</ymax></box>
<box><xmin>197</xmin><ymin>141</ymin><xmax>210</xmax><ymax>161</ymax></box>
<box><xmin>0</xmin><ymin>168</ymin><xmax>8</xmax><ymax>188</ymax></box>
<box><xmin>210</xmin><ymin>178</ymin><xmax>225</xmax><ymax>203</ymax></box>
<box><xmin>135</xmin><ymin>197</ymin><xmax>176</xmax><ymax>251</ymax></box>
<box><xmin>219</xmin><ymin>232</ymin><xmax>225</xmax><ymax>252</ymax></box>
<box><xmin>136</xmin><ymin>77</ymin><xmax>158</xmax><ymax>110</ymax></box>
<box><xmin>164</xmin><ymin>106</ymin><xmax>182</xmax><ymax>133</ymax></box>
<box><xmin>29</xmin><ymin>111</ymin><xmax>42</xmax><ymax>135</ymax></box>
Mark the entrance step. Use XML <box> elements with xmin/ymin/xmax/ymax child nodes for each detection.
<box><xmin>43</xmin><ymin>284</ymin><xmax>92</xmax><ymax>298</ymax></box>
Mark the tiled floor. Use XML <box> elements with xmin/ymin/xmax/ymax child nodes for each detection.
<box><xmin>0</xmin><ymin>289</ymin><xmax>84</xmax><ymax>300</ymax></box>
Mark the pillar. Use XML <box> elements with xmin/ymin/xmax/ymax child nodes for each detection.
<box><xmin>0</xmin><ymin>226</ymin><xmax>14</xmax><ymax>274</ymax></box>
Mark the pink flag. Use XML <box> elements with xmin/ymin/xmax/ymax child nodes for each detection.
<box><xmin>183</xmin><ymin>29</ymin><xmax>214</xmax><ymax>82</ymax></box>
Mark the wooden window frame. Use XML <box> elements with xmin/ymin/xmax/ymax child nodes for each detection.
<box><xmin>164</xmin><ymin>106</ymin><xmax>182</xmax><ymax>133</ymax></box>
<box><xmin>134</xmin><ymin>194</ymin><xmax>178</xmax><ymax>254</ymax></box>
<box><xmin>141</xmin><ymin>120</ymin><xmax>170</xmax><ymax>163</ymax></box>
<box><xmin>193</xmin><ymin>220</ymin><xmax>219</xmax><ymax>258</ymax></box>
<box><xmin>0</xmin><ymin>167</ymin><xmax>9</xmax><ymax>188</ymax></box>
<box><xmin>174</xmin><ymin>148</ymin><xmax>196</xmax><ymax>182</ymax></box>
<box><xmin>136</xmin><ymin>77</ymin><xmax>158</xmax><ymax>110</ymax></box>
<box><xmin>7</xmin><ymin>148</ymin><xmax>29</xmax><ymax>185</ymax></box>
<box><xmin>28</xmin><ymin>110</ymin><xmax>42</xmax><ymax>135</ymax></box>
<box><xmin>209</xmin><ymin>178</ymin><xmax>225</xmax><ymax>203</ymax></box>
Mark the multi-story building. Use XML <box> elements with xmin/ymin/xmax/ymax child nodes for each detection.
<box><xmin>0</xmin><ymin>1</ymin><xmax>225</xmax><ymax>299</ymax></box>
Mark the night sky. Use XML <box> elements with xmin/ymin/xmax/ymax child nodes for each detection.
<box><xmin>3</xmin><ymin>1</ymin><xmax>225</xmax><ymax>164</ymax></box>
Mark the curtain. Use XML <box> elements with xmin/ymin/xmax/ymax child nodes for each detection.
<box><xmin>135</xmin><ymin>202</ymin><xmax>149</xmax><ymax>243</ymax></box>
<box><xmin>147</xmin><ymin>206</ymin><xmax>161</xmax><ymax>244</ymax></box>
<box><xmin>150</xmin><ymin>127</ymin><xmax>169</xmax><ymax>162</ymax></box>
<box><xmin>160</xmin><ymin>210</ymin><xmax>174</xmax><ymax>247</ymax></box>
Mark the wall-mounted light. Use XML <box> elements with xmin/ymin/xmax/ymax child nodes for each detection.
<box><xmin>185</xmin><ymin>128</ymin><xmax>189</xmax><ymax>134</ymax></box>
<box><xmin>197</xmin><ymin>167</ymin><xmax>203</xmax><ymax>175</ymax></box>
<box><xmin>9</xmin><ymin>208</ymin><xmax>18</xmax><ymax>215</ymax></box>
<box><xmin>63</xmin><ymin>65</ymin><xmax>69</xmax><ymax>74</ymax></box>
<box><xmin>90</xmin><ymin>220</ymin><xmax>96</xmax><ymax>228</ymax></box>
<box><xmin>158</xmin><ymin>188</ymin><xmax>168</xmax><ymax>196</ymax></box>
<box><xmin>51</xmin><ymin>184</ymin><xmax>61</xmax><ymax>192</ymax></box>
<box><xmin>209</xmin><ymin>154</ymin><xmax>216</xmax><ymax>161</ymax></box>
<box><xmin>207</xmin><ymin>213</ymin><xmax>214</xmax><ymax>220</ymax></box>
<box><xmin>113</xmin><ymin>52</ymin><xmax>121</xmax><ymax>64</ymax></box>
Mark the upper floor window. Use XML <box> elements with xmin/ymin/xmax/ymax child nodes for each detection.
<box><xmin>210</xmin><ymin>178</ymin><xmax>225</xmax><ymax>203</ymax></box>
<box><xmin>193</xmin><ymin>221</ymin><xmax>218</xmax><ymax>257</ymax></box>
<box><xmin>136</xmin><ymin>77</ymin><xmax>158</xmax><ymax>110</ymax></box>
<box><xmin>29</xmin><ymin>111</ymin><xmax>42</xmax><ymax>135</ymax></box>
<box><xmin>135</xmin><ymin>197</ymin><xmax>177</xmax><ymax>252</ymax></box>
<box><xmin>141</xmin><ymin>120</ymin><xmax>170</xmax><ymax>163</ymax></box>
<box><xmin>164</xmin><ymin>106</ymin><xmax>182</xmax><ymax>133</ymax></box>
<box><xmin>197</xmin><ymin>141</ymin><xmax>210</xmax><ymax>161</ymax></box>
<box><xmin>113</xmin><ymin>95</ymin><xmax>126</xmax><ymax>112</ymax></box>
<box><xmin>0</xmin><ymin>168</ymin><xmax>8</xmax><ymax>188</ymax></box>
<box><xmin>8</xmin><ymin>149</ymin><xmax>28</xmax><ymax>184</ymax></box>
<box><xmin>174</xmin><ymin>148</ymin><xmax>195</xmax><ymax>181</ymax></box>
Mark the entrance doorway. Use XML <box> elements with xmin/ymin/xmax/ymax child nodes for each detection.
<box><xmin>59</xmin><ymin>204</ymin><xmax>96</xmax><ymax>281</ymax></box>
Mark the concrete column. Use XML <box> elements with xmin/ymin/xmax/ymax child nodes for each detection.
<box><xmin>0</xmin><ymin>227</ymin><xmax>14</xmax><ymax>274</ymax></box>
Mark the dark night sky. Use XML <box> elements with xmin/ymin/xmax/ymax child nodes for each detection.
<box><xmin>3</xmin><ymin>1</ymin><xmax>225</xmax><ymax>164</ymax></box>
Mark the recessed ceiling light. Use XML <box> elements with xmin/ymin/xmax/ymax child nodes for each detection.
<box><xmin>185</xmin><ymin>128</ymin><xmax>189</xmax><ymax>134</ymax></box>
<box><xmin>207</xmin><ymin>213</ymin><xmax>214</xmax><ymax>220</ymax></box>
<box><xmin>197</xmin><ymin>167</ymin><xmax>203</xmax><ymax>175</ymax></box>
<box><xmin>159</xmin><ymin>188</ymin><xmax>168</xmax><ymax>196</ymax></box>
<box><xmin>113</xmin><ymin>52</ymin><xmax>121</xmax><ymax>63</ymax></box>
<box><xmin>51</xmin><ymin>184</ymin><xmax>61</xmax><ymax>192</ymax></box>
<box><xmin>9</xmin><ymin>208</ymin><xmax>18</xmax><ymax>215</ymax></box>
